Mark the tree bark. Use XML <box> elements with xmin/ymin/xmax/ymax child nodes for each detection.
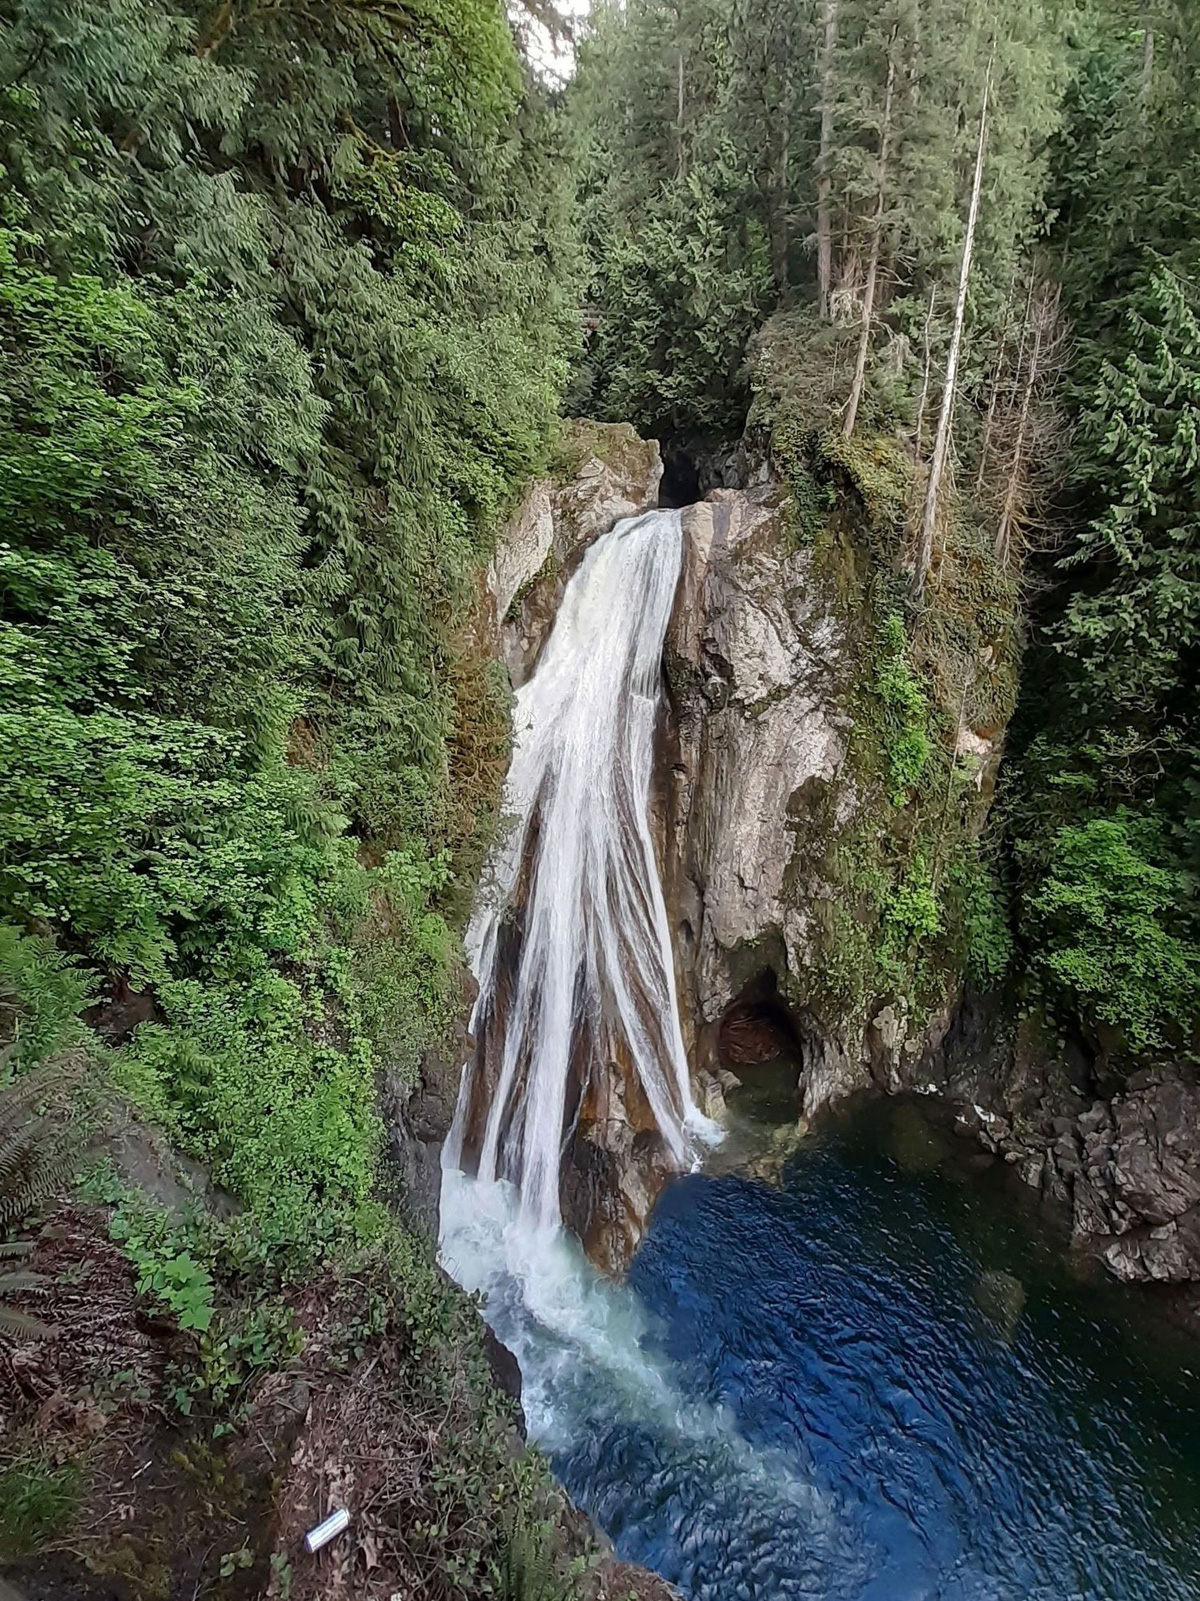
<box><xmin>843</xmin><ymin>43</ymin><xmax>896</xmax><ymax>440</ymax></box>
<box><xmin>770</xmin><ymin>89</ymin><xmax>791</xmax><ymax>297</ymax></box>
<box><xmin>815</xmin><ymin>0</ymin><xmax>839</xmax><ymax>318</ymax></box>
<box><xmin>196</xmin><ymin>0</ymin><xmax>236</xmax><ymax>58</ymax></box>
<box><xmin>915</xmin><ymin>284</ymin><xmax>936</xmax><ymax>459</ymax></box>
<box><xmin>995</xmin><ymin>287</ymin><xmax>1048</xmax><ymax>567</ymax></box>
<box><xmin>915</xmin><ymin>55</ymin><xmax>992</xmax><ymax>599</ymax></box>
<box><xmin>1141</xmin><ymin>23</ymin><xmax>1155</xmax><ymax>109</ymax></box>
<box><xmin>676</xmin><ymin>47</ymin><xmax>686</xmax><ymax>178</ymax></box>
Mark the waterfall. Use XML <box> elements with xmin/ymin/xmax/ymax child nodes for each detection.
<box><xmin>436</xmin><ymin>508</ymin><xmax>849</xmax><ymax>1597</ymax></box>
<box><xmin>443</xmin><ymin>508</ymin><xmax>713</xmax><ymax>1232</ymax></box>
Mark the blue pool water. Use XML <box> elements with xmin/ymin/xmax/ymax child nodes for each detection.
<box><xmin>539</xmin><ymin>1101</ymin><xmax>1200</xmax><ymax>1600</ymax></box>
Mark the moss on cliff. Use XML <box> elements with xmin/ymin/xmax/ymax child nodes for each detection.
<box><xmin>768</xmin><ymin>394</ymin><xmax>1020</xmax><ymax>1041</ymax></box>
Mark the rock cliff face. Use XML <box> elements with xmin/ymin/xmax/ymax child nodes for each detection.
<box><xmin>490</xmin><ymin>421</ymin><xmax>663</xmax><ymax>688</ymax></box>
<box><xmin>662</xmin><ymin>488</ymin><xmax>866</xmax><ymax>1117</ymax></box>
<box><xmin>456</xmin><ymin>420</ymin><xmax>1200</xmax><ymax>1307</ymax></box>
<box><xmin>660</xmin><ymin>481</ymin><xmax>1010</xmax><ymax>1121</ymax></box>
<box><xmin>469</xmin><ymin>425</ymin><xmax>1012</xmax><ymax>1265</ymax></box>
<box><xmin>917</xmin><ymin>993</ymin><xmax>1200</xmax><ymax>1302</ymax></box>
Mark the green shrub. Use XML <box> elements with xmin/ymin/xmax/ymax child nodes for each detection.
<box><xmin>947</xmin><ymin>849</ymin><xmax>1014</xmax><ymax>988</ymax></box>
<box><xmin>0</xmin><ymin>1457</ymin><xmax>79</xmax><ymax>1558</ymax></box>
<box><xmin>873</xmin><ymin>614</ymin><xmax>932</xmax><ymax>806</ymax></box>
<box><xmin>1023</xmin><ymin>810</ymin><xmax>1200</xmax><ymax>1052</ymax></box>
<box><xmin>884</xmin><ymin>854</ymin><xmax>942</xmax><ymax>945</ymax></box>
<box><xmin>0</xmin><ymin>925</ymin><xmax>93</xmax><ymax>1072</ymax></box>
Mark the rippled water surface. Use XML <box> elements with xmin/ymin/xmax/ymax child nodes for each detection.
<box><xmin>501</xmin><ymin>1098</ymin><xmax>1200</xmax><ymax>1601</ymax></box>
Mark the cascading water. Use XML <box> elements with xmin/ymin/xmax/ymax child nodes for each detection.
<box><xmin>443</xmin><ymin>507</ymin><xmax>714</xmax><ymax>1232</ymax></box>
<box><xmin>439</xmin><ymin>507</ymin><xmax>1200</xmax><ymax>1601</ymax></box>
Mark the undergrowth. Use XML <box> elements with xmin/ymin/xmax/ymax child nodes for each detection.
<box><xmin>0</xmin><ymin>1456</ymin><xmax>79</xmax><ymax>1559</ymax></box>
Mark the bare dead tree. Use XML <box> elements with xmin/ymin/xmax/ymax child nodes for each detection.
<box><xmin>915</xmin><ymin>52</ymin><xmax>993</xmax><ymax>598</ymax></box>
<box><xmin>995</xmin><ymin>282</ymin><xmax>1067</xmax><ymax>568</ymax></box>
<box><xmin>975</xmin><ymin>269</ymin><xmax>1024</xmax><ymax>492</ymax></box>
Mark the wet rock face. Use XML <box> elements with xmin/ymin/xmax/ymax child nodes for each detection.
<box><xmin>921</xmin><ymin>998</ymin><xmax>1200</xmax><ymax>1292</ymax></box>
<box><xmin>490</xmin><ymin>421</ymin><xmax>663</xmax><ymax>685</ymax></box>
<box><xmin>1056</xmin><ymin>1068</ymin><xmax>1200</xmax><ymax>1284</ymax></box>
<box><xmin>662</xmin><ymin>488</ymin><xmax>865</xmax><ymax>1116</ymax></box>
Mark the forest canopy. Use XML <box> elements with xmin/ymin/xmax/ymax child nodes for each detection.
<box><xmin>0</xmin><ymin>0</ymin><xmax>580</xmax><ymax>1245</ymax></box>
<box><xmin>569</xmin><ymin>0</ymin><xmax>1200</xmax><ymax>1063</ymax></box>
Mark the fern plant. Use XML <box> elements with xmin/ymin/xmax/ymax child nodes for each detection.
<box><xmin>0</xmin><ymin>1066</ymin><xmax>80</xmax><ymax>1339</ymax></box>
<box><xmin>495</xmin><ymin>1510</ymin><xmax>579</xmax><ymax>1601</ymax></box>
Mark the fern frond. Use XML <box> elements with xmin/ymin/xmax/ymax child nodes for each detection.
<box><xmin>0</xmin><ymin>1239</ymin><xmax>34</xmax><ymax>1259</ymax></box>
<box><xmin>0</xmin><ymin>1271</ymin><xmax>46</xmax><ymax>1295</ymax></box>
<box><xmin>0</xmin><ymin>1151</ymin><xmax>78</xmax><ymax>1228</ymax></box>
<box><xmin>0</xmin><ymin>1303</ymin><xmax>52</xmax><ymax>1339</ymax></box>
<box><xmin>0</xmin><ymin>1119</ymin><xmax>39</xmax><ymax>1186</ymax></box>
<box><xmin>0</xmin><ymin>1064</ymin><xmax>82</xmax><ymax>1231</ymax></box>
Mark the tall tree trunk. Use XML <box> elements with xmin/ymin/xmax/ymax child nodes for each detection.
<box><xmin>676</xmin><ymin>47</ymin><xmax>686</xmax><ymax>178</ymax></box>
<box><xmin>816</xmin><ymin>0</ymin><xmax>839</xmax><ymax>318</ymax></box>
<box><xmin>915</xmin><ymin>284</ymin><xmax>937</xmax><ymax>458</ymax></box>
<box><xmin>996</xmin><ymin>288</ymin><xmax>1049</xmax><ymax>568</ymax></box>
<box><xmin>770</xmin><ymin>91</ymin><xmax>791</xmax><ymax>297</ymax></box>
<box><xmin>975</xmin><ymin>271</ymin><xmax>1025</xmax><ymax>492</ymax></box>
<box><xmin>915</xmin><ymin>56</ymin><xmax>993</xmax><ymax>599</ymax></box>
<box><xmin>843</xmin><ymin>43</ymin><xmax>897</xmax><ymax>440</ymax></box>
<box><xmin>196</xmin><ymin>0</ymin><xmax>236</xmax><ymax>58</ymax></box>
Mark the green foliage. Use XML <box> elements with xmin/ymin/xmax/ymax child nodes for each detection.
<box><xmin>0</xmin><ymin>1456</ymin><xmax>79</xmax><ymax>1558</ymax></box>
<box><xmin>883</xmin><ymin>852</ymin><xmax>941</xmax><ymax>944</ymax></box>
<box><xmin>947</xmin><ymin>847</ymin><xmax>1014</xmax><ymax>989</ymax></box>
<box><xmin>1008</xmin><ymin>4</ymin><xmax>1200</xmax><ymax>1062</ymax></box>
<box><xmin>817</xmin><ymin>430</ymin><xmax>913</xmax><ymax>535</ymax></box>
<box><xmin>1021</xmin><ymin>810</ymin><xmax>1200</xmax><ymax>1052</ymax></box>
<box><xmin>1057</xmin><ymin>269</ymin><xmax>1200</xmax><ymax>723</ymax></box>
<box><xmin>182</xmin><ymin>1300</ymin><xmax>303</xmax><ymax>1422</ymax></box>
<box><xmin>0</xmin><ymin>925</ymin><xmax>94</xmax><ymax>1072</ymax></box>
<box><xmin>108</xmin><ymin>1195</ymin><xmax>215</xmax><ymax>1333</ymax></box>
<box><xmin>0</xmin><ymin>1065</ymin><xmax>82</xmax><ymax>1339</ymax></box>
<box><xmin>568</xmin><ymin>0</ymin><xmax>1069</xmax><ymax>447</ymax></box>
<box><xmin>497</xmin><ymin>1510</ymin><xmax>583</xmax><ymax>1601</ymax></box>
<box><xmin>573</xmin><ymin>167</ymin><xmax>772</xmax><ymax>437</ymax></box>
<box><xmin>0</xmin><ymin>0</ymin><xmax>576</xmax><ymax>1252</ymax></box>
<box><xmin>873</xmin><ymin>614</ymin><xmax>932</xmax><ymax>805</ymax></box>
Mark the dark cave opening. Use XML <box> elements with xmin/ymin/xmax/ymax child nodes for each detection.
<box><xmin>658</xmin><ymin>447</ymin><xmax>702</xmax><ymax>509</ymax></box>
<box><xmin>716</xmin><ymin>968</ymin><xmax>804</xmax><ymax>1071</ymax></box>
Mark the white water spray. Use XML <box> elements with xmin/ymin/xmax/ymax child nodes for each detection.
<box><xmin>444</xmin><ymin>508</ymin><xmax>715</xmax><ymax>1230</ymax></box>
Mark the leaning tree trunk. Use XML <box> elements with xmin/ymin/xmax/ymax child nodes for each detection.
<box><xmin>915</xmin><ymin>56</ymin><xmax>992</xmax><ymax>599</ymax></box>
<box><xmin>815</xmin><ymin>0</ymin><xmax>839</xmax><ymax>319</ymax></box>
<box><xmin>843</xmin><ymin>44</ymin><xmax>897</xmax><ymax>439</ymax></box>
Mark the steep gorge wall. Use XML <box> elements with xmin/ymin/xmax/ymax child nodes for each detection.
<box><xmin>470</xmin><ymin>418</ymin><xmax>1200</xmax><ymax>1315</ymax></box>
<box><xmin>474</xmin><ymin>420</ymin><xmax>1016</xmax><ymax>1263</ymax></box>
<box><xmin>659</xmin><ymin>468</ymin><xmax>1011</xmax><ymax>1120</ymax></box>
